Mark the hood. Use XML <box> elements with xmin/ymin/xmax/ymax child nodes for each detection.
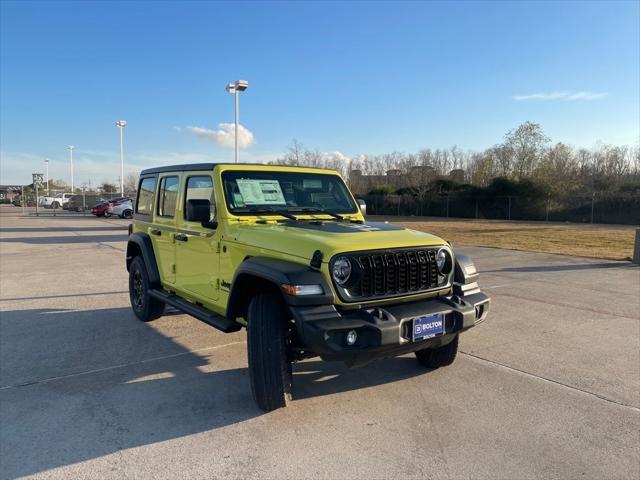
<box><xmin>228</xmin><ymin>220</ymin><xmax>447</xmax><ymax>262</ymax></box>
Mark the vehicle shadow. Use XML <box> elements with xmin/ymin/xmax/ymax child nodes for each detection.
<box><xmin>0</xmin><ymin>306</ymin><xmax>429</xmax><ymax>478</ymax></box>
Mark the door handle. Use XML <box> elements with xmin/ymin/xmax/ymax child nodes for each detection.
<box><xmin>150</xmin><ymin>229</ymin><xmax>162</xmax><ymax>236</ymax></box>
<box><xmin>175</xmin><ymin>234</ymin><xmax>188</xmax><ymax>242</ymax></box>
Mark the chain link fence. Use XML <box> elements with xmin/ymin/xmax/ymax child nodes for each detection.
<box><xmin>12</xmin><ymin>190</ymin><xmax>135</xmax><ymax>215</ymax></box>
<box><xmin>362</xmin><ymin>192</ymin><xmax>640</xmax><ymax>225</ymax></box>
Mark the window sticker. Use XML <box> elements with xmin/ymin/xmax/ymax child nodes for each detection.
<box><xmin>236</xmin><ymin>179</ymin><xmax>286</xmax><ymax>205</ymax></box>
<box><xmin>302</xmin><ymin>178</ymin><xmax>323</xmax><ymax>189</ymax></box>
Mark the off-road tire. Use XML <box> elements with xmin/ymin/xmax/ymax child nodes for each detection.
<box><xmin>129</xmin><ymin>256</ymin><xmax>164</xmax><ymax>322</ymax></box>
<box><xmin>415</xmin><ymin>334</ymin><xmax>459</xmax><ymax>369</ymax></box>
<box><xmin>247</xmin><ymin>291</ymin><xmax>293</xmax><ymax>411</ymax></box>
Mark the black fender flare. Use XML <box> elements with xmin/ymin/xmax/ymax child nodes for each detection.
<box><xmin>126</xmin><ymin>232</ymin><xmax>161</xmax><ymax>287</ymax></box>
<box><xmin>225</xmin><ymin>257</ymin><xmax>334</xmax><ymax>320</ymax></box>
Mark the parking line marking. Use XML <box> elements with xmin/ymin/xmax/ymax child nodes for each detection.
<box><xmin>460</xmin><ymin>351</ymin><xmax>640</xmax><ymax>412</ymax></box>
<box><xmin>0</xmin><ymin>291</ymin><xmax>128</xmax><ymax>302</ymax></box>
<box><xmin>0</xmin><ymin>341</ymin><xmax>246</xmax><ymax>390</ymax></box>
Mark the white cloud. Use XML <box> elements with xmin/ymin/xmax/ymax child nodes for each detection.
<box><xmin>321</xmin><ymin>151</ymin><xmax>350</xmax><ymax>163</ymax></box>
<box><xmin>512</xmin><ymin>91</ymin><xmax>608</xmax><ymax>101</ymax></box>
<box><xmin>176</xmin><ymin>123</ymin><xmax>255</xmax><ymax>149</ymax></box>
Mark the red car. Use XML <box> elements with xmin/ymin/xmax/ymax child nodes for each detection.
<box><xmin>92</xmin><ymin>197</ymin><xmax>130</xmax><ymax>217</ymax></box>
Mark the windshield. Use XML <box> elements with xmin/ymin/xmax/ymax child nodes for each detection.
<box><xmin>222</xmin><ymin>170</ymin><xmax>358</xmax><ymax>215</ymax></box>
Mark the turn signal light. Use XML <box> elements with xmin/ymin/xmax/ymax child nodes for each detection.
<box><xmin>280</xmin><ymin>284</ymin><xmax>323</xmax><ymax>296</ymax></box>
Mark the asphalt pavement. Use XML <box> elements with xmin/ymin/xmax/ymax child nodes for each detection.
<box><xmin>1</xmin><ymin>206</ymin><xmax>638</xmax><ymax>479</ymax></box>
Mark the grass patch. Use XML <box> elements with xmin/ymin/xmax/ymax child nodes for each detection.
<box><xmin>370</xmin><ymin>216</ymin><xmax>637</xmax><ymax>260</ymax></box>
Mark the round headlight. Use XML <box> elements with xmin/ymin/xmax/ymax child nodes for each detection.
<box><xmin>436</xmin><ymin>248</ymin><xmax>453</xmax><ymax>275</ymax></box>
<box><xmin>332</xmin><ymin>256</ymin><xmax>352</xmax><ymax>285</ymax></box>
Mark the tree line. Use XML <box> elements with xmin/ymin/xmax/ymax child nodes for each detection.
<box><xmin>276</xmin><ymin>121</ymin><xmax>640</xmax><ymax>197</ymax></box>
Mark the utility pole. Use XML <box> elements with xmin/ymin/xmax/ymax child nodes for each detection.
<box><xmin>44</xmin><ymin>158</ymin><xmax>50</xmax><ymax>195</ymax></box>
<box><xmin>67</xmin><ymin>145</ymin><xmax>75</xmax><ymax>193</ymax></box>
<box><xmin>116</xmin><ymin>120</ymin><xmax>127</xmax><ymax>195</ymax></box>
<box><xmin>225</xmin><ymin>80</ymin><xmax>249</xmax><ymax>163</ymax></box>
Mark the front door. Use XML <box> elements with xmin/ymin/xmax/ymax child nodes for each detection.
<box><xmin>175</xmin><ymin>173</ymin><xmax>219</xmax><ymax>301</ymax></box>
<box><xmin>153</xmin><ymin>174</ymin><xmax>180</xmax><ymax>284</ymax></box>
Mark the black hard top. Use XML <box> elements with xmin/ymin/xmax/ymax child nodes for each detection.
<box><xmin>140</xmin><ymin>163</ymin><xmax>335</xmax><ymax>176</ymax></box>
<box><xmin>140</xmin><ymin>163</ymin><xmax>216</xmax><ymax>175</ymax></box>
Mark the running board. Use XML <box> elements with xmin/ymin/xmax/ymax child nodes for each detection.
<box><xmin>149</xmin><ymin>289</ymin><xmax>241</xmax><ymax>333</ymax></box>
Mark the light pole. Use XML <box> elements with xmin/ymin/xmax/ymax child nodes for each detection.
<box><xmin>225</xmin><ymin>79</ymin><xmax>249</xmax><ymax>163</ymax></box>
<box><xmin>116</xmin><ymin>120</ymin><xmax>127</xmax><ymax>195</ymax></box>
<box><xmin>67</xmin><ymin>145</ymin><xmax>75</xmax><ymax>193</ymax></box>
<box><xmin>44</xmin><ymin>158</ymin><xmax>50</xmax><ymax>195</ymax></box>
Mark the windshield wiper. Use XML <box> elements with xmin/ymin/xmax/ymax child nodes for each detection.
<box><xmin>297</xmin><ymin>207</ymin><xmax>344</xmax><ymax>221</ymax></box>
<box><xmin>247</xmin><ymin>207</ymin><xmax>298</xmax><ymax>221</ymax></box>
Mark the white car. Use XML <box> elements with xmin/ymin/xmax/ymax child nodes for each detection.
<box><xmin>39</xmin><ymin>193</ymin><xmax>74</xmax><ymax>209</ymax></box>
<box><xmin>107</xmin><ymin>198</ymin><xmax>133</xmax><ymax>218</ymax></box>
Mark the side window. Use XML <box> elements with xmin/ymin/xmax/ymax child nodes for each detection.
<box><xmin>136</xmin><ymin>177</ymin><xmax>157</xmax><ymax>215</ymax></box>
<box><xmin>157</xmin><ymin>176</ymin><xmax>179</xmax><ymax>218</ymax></box>
<box><xmin>184</xmin><ymin>176</ymin><xmax>214</xmax><ymax>220</ymax></box>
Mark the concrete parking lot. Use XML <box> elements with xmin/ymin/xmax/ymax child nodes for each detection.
<box><xmin>1</xmin><ymin>205</ymin><xmax>639</xmax><ymax>479</ymax></box>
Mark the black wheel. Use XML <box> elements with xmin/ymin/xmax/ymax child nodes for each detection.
<box><xmin>129</xmin><ymin>256</ymin><xmax>165</xmax><ymax>322</ymax></box>
<box><xmin>51</xmin><ymin>201</ymin><xmax>60</xmax><ymax>209</ymax></box>
<box><xmin>247</xmin><ymin>291</ymin><xmax>293</xmax><ymax>411</ymax></box>
<box><xmin>123</xmin><ymin>209</ymin><xmax>133</xmax><ymax>219</ymax></box>
<box><xmin>415</xmin><ymin>334</ymin><xmax>459</xmax><ymax>369</ymax></box>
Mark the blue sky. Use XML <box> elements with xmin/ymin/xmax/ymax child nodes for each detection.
<box><xmin>1</xmin><ymin>0</ymin><xmax>639</xmax><ymax>185</ymax></box>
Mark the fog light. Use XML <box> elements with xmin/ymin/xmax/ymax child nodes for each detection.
<box><xmin>345</xmin><ymin>330</ymin><xmax>357</xmax><ymax>346</ymax></box>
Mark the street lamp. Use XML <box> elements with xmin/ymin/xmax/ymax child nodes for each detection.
<box><xmin>115</xmin><ymin>120</ymin><xmax>127</xmax><ymax>195</ymax></box>
<box><xmin>225</xmin><ymin>79</ymin><xmax>249</xmax><ymax>163</ymax></box>
<box><xmin>67</xmin><ymin>145</ymin><xmax>75</xmax><ymax>193</ymax></box>
<box><xmin>44</xmin><ymin>158</ymin><xmax>50</xmax><ymax>195</ymax></box>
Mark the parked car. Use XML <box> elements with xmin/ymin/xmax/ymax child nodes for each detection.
<box><xmin>39</xmin><ymin>192</ymin><xmax>74</xmax><ymax>209</ymax></box>
<box><xmin>66</xmin><ymin>195</ymin><xmax>106</xmax><ymax>212</ymax></box>
<box><xmin>126</xmin><ymin>163</ymin><xmax>490</xmax><ymax>412</ymax></box>
<box><xmin>92</xmin><ymin>197</ymin><xmax>131</xmax><ymax>217</ymax></box>
<box><xmin>108</xmin><ymin>198</ymin><xmax>133</xmax><ymax>218</ymax></box>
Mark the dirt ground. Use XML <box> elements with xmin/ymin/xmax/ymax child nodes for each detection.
<box><xmin>369</xmin><ymin>215</ymin><xmax>638</xmax><ymax>260</ymax></box>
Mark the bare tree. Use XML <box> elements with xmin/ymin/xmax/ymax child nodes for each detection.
<box><xmin>503</xmin><ymin>121</ymin><xmax>550</xmax><ymax>179</ymax></box>
<box><xmin>123</xmin><ymin>171</ymin><xmax>139</xmax><ymax>194</ymax></box>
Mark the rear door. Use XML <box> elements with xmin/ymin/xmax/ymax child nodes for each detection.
<box><xmin>152</xmin><ymin>174</ymin><xmax>180</xmax><ymax>284</ymax></box>
<box><xmin>175</xmin><ymin>173</ymin><xmax>220</xmax><ymax>301</ymax></box>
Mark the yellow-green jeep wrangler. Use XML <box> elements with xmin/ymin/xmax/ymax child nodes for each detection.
<box><xmin>126</xmin><ymin>163</ymin><xmax>490</xmax><ymax>411</ymax></box>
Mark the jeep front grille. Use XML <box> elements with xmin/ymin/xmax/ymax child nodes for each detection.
<box><xmin>336</xmin><ymin>248</ymin><xmax>441</xmax><ymax>301</ymax></box>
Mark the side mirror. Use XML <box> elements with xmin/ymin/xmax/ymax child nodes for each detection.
<box><xmin>186</xmin><ymin>199</ymin><xmax>217</xmax><ymax>229</ymax></box>
<box><xmin>356</xmin><ymin>198</ymin><xmax>367</xmax><ymax>215</ymax></box>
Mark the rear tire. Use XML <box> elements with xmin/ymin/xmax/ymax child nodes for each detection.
<box><xmin>247</xmin><ymin>291</ymin><xmax>293</xmax><ymax>412</ymax></box>
<box><xmin>129</xmin><ymin>256</ymin><xmax>165</xmax><ymax>322</ymax></box>
<box><xmin>415</xmin><ymin>335</ymin><xmax>459</xmax><ymax>369</ymax></box>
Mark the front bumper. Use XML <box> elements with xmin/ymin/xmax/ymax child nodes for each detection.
<box><xmin>290</xmin><ymin>291</ymin><xmax>489</xmax><ymax>367</ymax></box>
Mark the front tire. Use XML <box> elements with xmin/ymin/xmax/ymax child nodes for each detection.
<box><xmin>129</xmin><ymin>256</ymin><xmax>165</xmax><ymax>322</ymax></box>
<box><xmin>247</xmin><ymin>291</ymin><xmax>293</xmax><ymax>412</ymax></box>
<box><xmin>51</xmin><ymin>201</ymin><xmax>60</xmax><ymax>209</ymax></box>
<box><xmin>415</xmin><ymin>334</ymin><xmax>459</xmax><ymax>369</ymax></box>
<box><xmin>123</xmin><ymin>209</ymin><xmax>133</xmax><ymax>219</ymax></box>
